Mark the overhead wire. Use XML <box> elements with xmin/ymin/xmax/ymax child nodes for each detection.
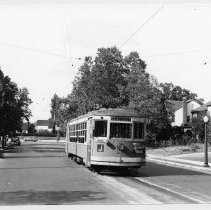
<box><xmin>144</xmin><ymin>47</ymin><xmax>211</xmax><ymax>58</ymax></box>
<box><xmin>118</xmin><ymin>4</ymin><xmax>165</xmax><ymax>50</ymax></box>
<box><xmin>83</xmin><ymin>5</ymin><xmax>165</xmax><ymax>74</ymax></box>
<box><xmin>0</xmin><ymin>41</ymin><xmax>84</xmax><ymax>61</ymax></box>
<box><xmin>115</xmin><ymin>3</ymin><xmax>211</xmax><ymax>83</ymax></box>
<box><xmin>1</xmin><ymin>5</ymin><xmax>210</xmax><ymax>73</ymax></box>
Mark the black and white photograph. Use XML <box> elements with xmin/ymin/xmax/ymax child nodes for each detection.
<box><xmin>0</xmin><ymin>0</ymin><xmax>211</xmax><ymax>207</ymax></box>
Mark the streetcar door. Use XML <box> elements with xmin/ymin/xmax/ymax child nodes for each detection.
<box><xmin>86</xmin><ymin>120</ymin><xmax>94</xmax><ymax>167</ymax></box>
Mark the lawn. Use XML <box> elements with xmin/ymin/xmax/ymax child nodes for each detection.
<box><xmin>147</xmin><ymin>144</ymin><xmax>211</xmax><ymax>157</ymax></box>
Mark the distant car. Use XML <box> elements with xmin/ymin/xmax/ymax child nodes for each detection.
<box><xmin>11</xmin><ymin>137</ymin><xmax>21</xmax><ymax>146</ymax></box>
<box><xmin>24</xmin><ymin>137</ymin><xmax>38</xmax><ymax>142</ymax></box>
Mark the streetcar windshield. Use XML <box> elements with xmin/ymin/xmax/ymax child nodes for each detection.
<box><xmin>110</xmin><ymin>123</ymin><xmax>132</xmax><ymax>138</ymax></box>
<box><xmin>94</xmin><ymin>120</ymin><xmax>107</xmax><ymax>137</ymax></box>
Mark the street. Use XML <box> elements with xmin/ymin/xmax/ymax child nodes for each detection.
<box><xmin>1</xmin><ymin>140</ymin><xmax>211</xmax><ymax>205</ymax></box>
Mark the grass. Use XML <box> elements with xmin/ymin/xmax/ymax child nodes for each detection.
<box><xmin>19</xmin><ymin>136</ymin><xmax>66</xmax><ymax>141</ymax></box>
<box><xmin>147</xmin><ymin>144</ymin><xmax>211</xmax><ymax>157</ymax></box>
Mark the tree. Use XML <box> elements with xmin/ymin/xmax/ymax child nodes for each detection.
<box><xmin>71</xmin><ymin>56</ymin><xmax>94</xmax><ymax>115</ymax></box>
<box><xmin>147</xmin><ymin>94</ymin><xmax>173</xmax><ymax>141</ymax></box>
<box><xmin>0</xmin><ymin>68</ymin><xmax>32</xmax><ymax>147</ymax></box>
<box><xmin>124</xmin><ymin>52</ymin><xmax>172</xmax><ymax>141</ymax></box>
<box><xmin>191</xmin><ymin>117</ymin><xmax>205</xmax><ymax>142</ymax></box>
<box><xmin>58</xmin><ymin>46</ymin><xmax>204</xmax><ymax>144</ymax></box>
<box><xmin>17</xmin><ymin>87</ymin><xmax>32</xmax><ymax>122</ymax></box>
<box><xmin>160</xmin><ymin>82</ymin><xmax>204</xmax><ymax>104</ymax></box>
<box><xmin>191</xmin><ymin>113</ymin><xmax>211</xmax><ymax>143</ymax></box>
<box><xmin>50</xmin><ymin>94</ymin><xmax>61</xmax><ymax>134</ymax></box>
<box><xmin>28</xmin><ymin>122</ymin><xmax>36</xmax><ymax>133</ymax></box>
<box><xmin>90</xmin><ymin>47</ymin><xmax>128</xmax><ymax>108</ymax></box>
<box><xmin>125</xmin><ymin>52</ymin><xmax>159</xmax><ymax>119</ymax></box>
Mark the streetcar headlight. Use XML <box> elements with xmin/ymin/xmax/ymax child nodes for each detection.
<box><xmin>117</xmin><ymin>143</ymin><xmax>125</xmax><ymax>151</ymax></box>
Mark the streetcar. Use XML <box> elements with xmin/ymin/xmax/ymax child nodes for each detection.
<box><xmin>65</xmin><ymin>108</ymin><xmax>146</xmax><ymax>171</ymax></box>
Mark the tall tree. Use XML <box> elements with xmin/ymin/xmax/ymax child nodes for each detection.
<box><xmin>90</xmin><ymin>47</ymin><xmax>128</xmax><ymax>108</ymax></box>
<box><xmin>71</xmin><ymin>56</ymin><xmax>94</xmax><ymax>115</ymax></box>
<box><xmin>50</xmin><ymin>93</ymin><xmax>60</xmax><ymax>134</ymax></box>
<box><xmin>124</xmin><ymin>52</ymin><xmax>172</xmax><ymax>140</ymax></box>
<box><xmin>160</xmin><ymin>82</ymin><xmax>204</xmax><ymax>104</ymax></box>
<box><xmin>0</xmin><ymin>68</ymin><xmax>32</xmax><ymax>141</ymax></box>
<box><xmin>17</xmin><ymin>87</ymin><xmax>32</xmax><ymax>121</ymax></box>
<box><xmin>125</xmin><ymin>52</ymin><xmax>158</xmax><ymax>117</ymax></box>
<box><xmin>59</xmin><ymin>47</ymin><xmax>204</xmax><ymax>142</ymax></box>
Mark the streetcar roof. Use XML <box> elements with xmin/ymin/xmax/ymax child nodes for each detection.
<box><xmin>68</xmin><ymin>108</ymin><xmax>144</xmax><ymax>123</ymax></box>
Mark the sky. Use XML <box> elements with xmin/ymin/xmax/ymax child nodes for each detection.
<box><xmin>0</xmin><ymin>0</ymin><xmax>211</xmax><ymax>122</ymax></box>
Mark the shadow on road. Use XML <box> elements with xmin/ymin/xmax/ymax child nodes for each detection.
<box><xmin>0</xmin><ymin>190</ymin><xmax>106</xmax><ymax>205</ymax></box>
<box><xmin>98</xmin><ymin>162</ymin><xmax>207</xmax><ymax>177</ymax></box>
<box><xmin>0</xmin><ymin>165</ymin><xmax>80</xmax><ymax>170</ymax></box>
<box><xmin>3</xmin><ymin>155</ymin><xmax>65</xmax><ymax>159</ymax></box>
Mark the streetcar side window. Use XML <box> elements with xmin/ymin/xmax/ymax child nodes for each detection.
<box><xmin>94</xmin><ymin>120</ymin><xmax>107</xmax><ymax>137</ymax></box>
<box><xmin>134</xmin><ymin>122</ymin><xmax>144</xmax><ymax>139</ymax></box>
<box><xmin>78</xmin><ymin>122</ymin><xmax>87</xmax><ymax>143</ymax></box>
<box><xmin>69</xmin><ymin>122</ymin><xmax>87</xmax><ymax>143</ymax></box>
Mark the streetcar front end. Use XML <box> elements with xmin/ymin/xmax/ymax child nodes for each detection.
<box><xmin>90</xmin><ymin>115</ymin><xmax>146</xmax><ymax>168</ymax></box>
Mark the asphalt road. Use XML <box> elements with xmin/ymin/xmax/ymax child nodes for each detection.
<box><xmin>0</xmin><ymin>140</ymin><xmax>211</xmax><ymax>205</ymax></box>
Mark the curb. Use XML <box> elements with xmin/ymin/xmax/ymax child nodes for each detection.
<box><xmin>147</xmin><ymin>156</ymin><xmax>211</xmax><ymax>175</ymax></box>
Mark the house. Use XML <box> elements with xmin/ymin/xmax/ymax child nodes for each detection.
<box><xmin>35</xmin><ymin>119</ymin><xmax>53</xmax><ymax>132</ymax></box>
<box><xmin>191</xmin><ymin>100</ymin><xmax>211</xmax><ymax>118</ymax></box>
<box><xmin>167</xmin><ymin>98</ymin><xmax>201</xmax><ymax>127</ymax></box>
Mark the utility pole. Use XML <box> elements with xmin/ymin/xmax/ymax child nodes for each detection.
<box><xmin>203</xmin><ymin>115</ymin><xmax>209</xmax><ymax>167</ymax></box>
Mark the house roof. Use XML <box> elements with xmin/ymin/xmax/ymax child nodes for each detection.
<box><xmin>191</xmin><ymin>100</ymin><xmax>211</xmax><ymax>113</ymax></box>
<box><xmin>36</xmin><ymin>120</ymin><xmax>49</xmax><ymax>126</ymax></box>
<box><xmin>166</xmin><ymin>99</ymin><xmax>201</xmax><ymax>112</ymax></box>
<box><xmin>166</xmin><ymin>100</ymin><xmax>183</xmax><ymax>112</ymax></box>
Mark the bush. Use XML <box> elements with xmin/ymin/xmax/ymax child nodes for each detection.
<box><xmin>20</xmin><ymin>132</ymin><xmax>57</xmax><ymax>137</ymax></box>
<box><xmin>190</xmin><ymin>143</ymin><xmax>201</xmax><ymax>152</ymax></box>
<box><xmin>175</xmin><ymin>134</ymin><xmax>182</xmax><ymax>145</ymax></box>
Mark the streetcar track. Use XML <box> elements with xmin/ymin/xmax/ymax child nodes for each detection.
<box><xmin>127</xmin><ymin>177</ymin><xmax>203</xmax><ymax>203</ymax></box>
<box><xmin>135</xmin><ymin>176</ymin><xmax>211</xmax><ymax>203</ymax></box>
<box><xmin>69</xmin><ymin>156</ymin><xmax>211</xmax><ymax>204</ymax></box>
<box><xmin>93</xmin><ymin>168</ymin><xmax>211</xmax><ymax>204</ymax></box>
<box><xmin>96</xmin><ymin>174</ymin><xmax>162</xmax><ymax>204</ymax></box>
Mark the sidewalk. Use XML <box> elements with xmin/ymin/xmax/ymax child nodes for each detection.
<box><xmin>147</xmin><ymin>152</ymin><xmax>211</xmax><ymax>174</ymax></box>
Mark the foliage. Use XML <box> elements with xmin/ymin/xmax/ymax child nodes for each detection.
<box><xmin>50</xmin><ymin>94</ymin><xmax>60</xmax><ymax>133</ymax></box>
<box><xmin>160</xmin><ymin>82</ymin><xmax>204</xmax><ymax>104</ymax></box>
<box><xmin>192</xmin><ymin>117</ymin><xmax>206</xmax><ymax>141</ymax></box>
<box><xmin>0</xmin><ymin>68</ymin><xmax>32</xmax><ymax>137</ymax></box>
<box><xmin>50</xmin><ymin>46</ymin><xmax>203</xmax><ymax>145</ymax></box>
<box><xmin>125</xmin><ymin>53</ymin><xmax>172</xmax><ymax>141</ymax></box>
<box><xmin>20</xmin><ymin>132</ymin><xmax>57</xmax><ymax>137</ymax></box>
<box><xmin>28</xmin><ymin>123</ymin><xmax>36</xmax><ymax>133</ymax></box>
<box><xmin>71</xmin><ymin>56</ymin><xmax>94</xmax><ymax>114</ymax></box>
<box><xmin>90</xmin><ymin>47</ymin><xmax>128</xmax><ymax>108</ymax></box>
